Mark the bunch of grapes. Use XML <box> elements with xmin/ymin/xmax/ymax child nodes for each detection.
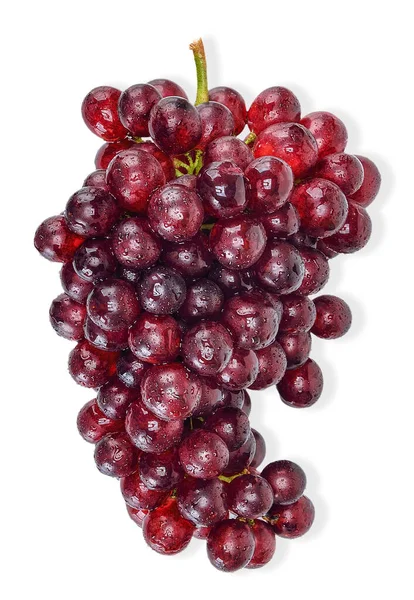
<box><xmin>34</xmin><ymin>40</ymin><xmax>380</xmax><ymax>572</ymax></box>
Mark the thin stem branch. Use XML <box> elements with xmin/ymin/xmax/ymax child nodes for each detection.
<box><xmin>190</xmin><ymin>38</ymin><xmax>209</xmax><ymax>105</ymax></box>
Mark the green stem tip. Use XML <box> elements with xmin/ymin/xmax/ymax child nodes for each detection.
<box><xmin>190</xmin><ymin>38</ymin><xmax>209</xmax><ymax>106</ymax></box>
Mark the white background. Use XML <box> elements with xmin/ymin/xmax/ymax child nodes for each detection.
<box><xmin>1</xmin><ymin>1</ymin><xmax>413</xmax><ymax>598</ymax></box>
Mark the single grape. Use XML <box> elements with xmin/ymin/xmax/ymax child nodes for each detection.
<box><xmin>261</xmin><ymin>460</ymin><xmax>306</xmax><ymax>505</ymax></box>
<box><xmin>183</xmin><ymin>321</ymin><xmax>233</xmax><ymax>377</ymax></box>
<box><xmin>148</xmin><ymin>78</ymin><xmax>188</xmax><ymax>99</ymax></box>
<box><xmin>84</xmin><ymin>318</ymin><xmax>129</xmax><ymax>352</ymax></box>
<box><xmin>139</xmin><ymin>447</ymin><xmax>183</xmax><ymax>491</ymax></box>
<box><xmin>68</xmin><ymin>340</ymin><xmax>117</xmax><ymax>388</ymax></box>
<box><xmin>300</xmin><ymin>111</ymin><xmax>348</xmax><ymax>158</ymax></box>
<box><xmin>204</xmin><ymin>407</ymin><xmax>250</xmax><ymax>451</ymax></box>
<box><xmin>149</xmin><ymin>96</ymin><xmax>202</xmax><ymax>154</ymax></box>
<box><xmin>192</xmin><ymin>378</ymin><xmax>224</xmax><ymax>418</ymax></box>
<box><xmin>95</xmin><ymin>139</ymin><xmax>137</xmax><ymax>170</ymax></box>
<box><xmin>209</xmin><ymin>216</ymin><xmax>267</xmax><ymax>270</ymax></box>
<box><xmin>77</xmin><ymin>399</ymin><xmax>124</xmax><ymax>443</ymax></box>
<box><xmin>250</xmin><ymin>429</ymin><xmax>266</xmax><ymax>468</ymax></box>
<box><xmin>106</xmin><ymin>148</ymin><xmax>165</xmax><ymax>213</ymax></box>
<box><xmin>269</xmin><ymin>495</ymin><xmax>315</xmax><ymax>538</ymax></box>
<box><xmin>296</xmin><ymin>248</ymin><xmax>330</xmax><ymax>295</ymax></box>
<box><xmin>138</xmin><ymin>265</ymin><xmax>186</xmax><ymax>314</ymax></box>
<box><xmin>245</xmin><ymin>156</ymin><xmax>293</xmax><ymax>214</ymax></box>
<box><xmin>348</xmin><ymin>155</ymin><xmax>381</xmax><ymax>207</ymax></box>
<box><xmin>221</xmin><ymin>290</ymin><xmax>280</xmax><ymax>351</ymax></box>
<box><xmin>204</xmin><ymin>135</ymin><xmax>254</xmax><ymax>170</ymax></box>
<box><xmin>249</xmin><ymin>342</ymin><xmax>287</xmax><ymax>390</ymax></box>
<box><xmin>34</xmin><ymin>215</ymin><xmax>84</xmax><ymax>263</ymax></box>
<box><xmin>175</xmin><ymin>174</ymin><xmax>197</xmax><ymax>189</ymax></box>
<box><xmin>73</xmin><ymin>238</ymin><xmax>117</xmax><ymax>283</ymax></box>
<box><xmin>253</xmin><ymin>122</ymin><xmax>318</xmax><ymax>177</ymax></box>
<box><xmin>290</xmin><ymin>178</ymin><xmax>348</xmax><ymax>239</ymax></box>
<box><xmin>196</xmin><ymin>101</ymin><xmax>235</xmax><ymax>148</ymax></box>
<box><xmin>314</xmin><ymin>152</ymin><xmax>364</xmax><ymax>196</ymax></box>
<box><xmin>81</xmin><ymin>86</ymin><xmax>127</xmax><ymax>141</ymax></box>
<box><xmin>143</xmin><ymin>497</ymin><xmax>194</xmax><ymax>555</ymax></box>
<box><xmin>49</xmin><ymin>293</ymin><xmax>86</xmax><ymax>341</ymax></box>
<box><xmin>125</xmin><ymin>400</ymin><xmax>184</xmax><ymax>453</ymax></box>
<box><xmin>197</xmin><ymin>160</ymin><xmax>247</xmax><ymax>218</ymax></box>
<box><xmin>209</xmin><ymin>86</ymin><xmax>247</xmax><ymax>135</ymax></box>
<box><xmin>177</xmin><ymin>477</ymin><xmax>228</xmax><ymax>526</ymax></box>
<box><xmin>118</xmin><ymin>83</ymin><xmax>161</xmax><ymax>136</ymax></box>
<box><xmin>178</xmin><ymin>430</ymin><xmax>229</xmax><ymax>479</ymax></box>
<box><xmin>247</xmin><ymin>520</ymin><xmax>276</xmax><ymax>569</ymax></box>
<box><xmin>277</xmin><ymin>331</ymin><xmax>312</xmax><ymax>370</ymax></box>
<box><xmin>217</xmin><ymin>348</ymin><xmax>259</xmax><ymax>391</ymax></box>
<box><xmin>207</xmin><ymin>519</ymin><xmax>255</xmax><ymax>572</ymax></box>
<box><xmin>279</xmin><ymin>294</ymin><xmax>316</xmax><ymax>334</ymax></box>
<box><xmin>128</xmin><ymin>313</ymin><xmax>181</xmax><ymax>364</ymax></box>
<box><xmin>248</xmin><ymin>86</ymin><xmax>301</xmax><ymax>134</ymax></box>
<box><xmin>97</xmin><ymin>376</ymin><xmax>138</xmax><ymax>420</ymax></box>
<box><xmin>65</xmin><ymin>187</ymin><xmax>119</xmax><ymax>238</ymax></box>
<box><xmin>208</xmin><ymin>263</ymin><xmax>245</xmax><ymax>298</ymax></box>
<box><xmin>117</xmin><ymin>350</ymin><xmax>148</xmax><ymax>389</ymax></box>
<box><xmin>227</xmin><ymin>474</ymin><xmax>274</xmax><ymax>519</ymax></box>
<box><xmin>83</xmin><ymin>170</ymin><xmax>109</xmax><ymax>191</ymax></box>
<box><xmin>223</xmin><ymin>431</ymin><xmax>256</xmax><ymax>475</ymax></box>
<box><xmin>141</xmin><ymin>363</ymin><xmax>202</xmax><ymax>421</ymax></box>
<box><xmin>87</xmin><ymin>278</ymin><xmax>140</xmax><ymax>331</ymax></box>
<box><xmin>148</xmin><ymin>184</ymin><xmax>204</xmax><ymax>242</ymax></box>
<box><xmin>255</xmin><ymin>240</ymin><xmax>304</xmax><ymax>294</ymax></box>
<box><xmin>111</xmin><ymin>216</ymin><xmax>162</xmax><ymax>269</ymax></box>
<box><xmin>277</xmin><ymin>358</ymin><xmax>323</xmax><ymax>408</ymax></box>
<box><xmin>322</xmin><ymin>200</ymin><xmax>372</xmax><ymax>254</ymax></box>
<box><xmin>60</xmin><ymin>262</ymin><xmax>93</xmax><ymax>304</ymax></box>
<box><xmin>121</xmin><ymin>469</ymin><xmax>169</xmax><ymax>510</ymax></box>
<box><xmin>137</xmin><ymin>140</ymin><xmax>175</xmax><ymax>181</ymax></box>
<box><xmin>162</xmin><ymin>234</ymin><xmax>213</xmax><ymax>279</ymax></box>
<box><xmin>94</xmin><ymin>432</ymin><xmax>139</xmax><ymax>477</ymax></box>
<box><xmin>179</xmin><ymin>279</ymin><xmax>224</xmax><ymax>321</ymax></box>
<box><xmin>311</xmin><ymin>295</ymin><xmax>352</xmax><ymax>339</ymax></box>
<box><xmin>218</xmin><ymin>389</ymin><xmax>246</xmax><ymax>411</ymax></box>
<box><xmin>316</xmin><ymin>239</ymin><xmax>339</xmax><ymax>259</ymax></box>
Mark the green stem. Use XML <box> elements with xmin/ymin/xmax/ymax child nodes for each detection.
<box><xmin>244</xmin><ymin>132</ymin><xmax>257</xmax><ymax>146</ymax></box>
<box><xmin>190</xmin><ymin>38</ymin><xmax>209</xmax><ymax>105</ymax></box>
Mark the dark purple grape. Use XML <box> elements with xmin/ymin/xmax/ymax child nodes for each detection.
<box><xmin>138</xmin><ymin>448</ymin><xmax>183</xmax><ymax>491</ymax></box>
<box><xmin>77</xmin><ymin>399</ymin><xmax>124</xmax><ymax>444</ymax></box>
<box><xmin>118</xmin><ymin>84</ymin><xmax>161</xmax><ymax>136</ymax></box>
<box><xmin>255</xmin><ymin>240</ymin><xmax>304</xmax><ymax>294</ymax></box>
<box><xmin>177</xmin><ymin>477</ymin><xmax>228</xmax><ymax>526</ymax></box>
<box><xmin>223</xmin><ymin>431</ymin><xmax>256</xmax><ymax>476</ymax></box>
<box><xmin>34</xmin><ymin>215</ymin><xmax>84</xmax><ymax>263</ymax></box>
<box><xmin>97</xmin><ymin>376</ymin><xmax>138</xmax><ymax>421</ymax></box>
<box><xmin>204</xmin><ymin>407</ymin><xmax>250</xmax><ymax>451</ymax></box>
<box><xmin>207</xmin><ymin>520</ymin><xmax>255</xmax><ymax>572</ymax></box>
<box><xmin>162</xmin><ymin>234</ymin><xmax>213</xmax><ymax>279</ymax></box>
<box><xmin>204</xmin><ymin>136</ymin><xmax>253</xmax><ymax>170</ymax></box>
<box><xmin>149</xmin><ymin>96</ymin><xmax>202</xmax><ymax>154</ymax></box>
<box><xmin>94</xmin><ymin>432</ymin><xmax>139</xmax><ymax>478</ymax></box>
<box><xmin>197</xmin><ymin>160</ymin><xmax>247</xmax><ymax>218</ymax></box>
<box><xmin>209</xmin><ymin>86</ymin><xmax>247</xmax><ymax>135</ymax></box>
<box><xmin>217</xmin><ymin>349</ymin><xmax>259</xmax><ymax>391</ymax></box>
<box><xmin>209</xmin><ymin>216</ymin><xmax>267</xmax><ymax>270</ymax></box>
<box><xmin>148</xmin><ymin>184</ymin><xmax>204</xmax><ymax>242</ymax></box>
<box><xmin>249</xmin><ymin>342</ymin><xmax>287</xmax><ymax>390</ymax></box>
<box><xmin>262</xmin><ymin>460</ymin><xmax>307</xmax><ymax>505</ymax></box>
<box><xmin>183</xmin><ymin>321</ymin><xmax>233</xmax><ymax>377</ymax></box>
<box><xmin>83</xmin><ymin>170</ymin><xmax>109</xmax><ymax>190</ymax></box>
<box><xmin>247</xmin><ymin>520</ymin><xmax>276</xmax><ymax>569</ymax></box>
<box><xmin>178</xmin><ymin>430</ymin><xmax>229</xmax><ymax>479</ymax></box>
<box><xmin>245</xmin><ymin>156</ymin><xmax>293</xmax><ymax>214</ymax></box>
<box><xmin>179</xmin><ymin>279</ymin><xmax>224</xmax><ymax>321</ymax></box>
<box><xmin>84</xmin><ymin>318</ymin><xmax>129</xmax><ymax>352</ymax></box>
<box><xmin>112</xmin><ymin>217</ymin><xmax>162</xmax><ymax>269</ymax></box>
<box><xmin>277</xmin><ymin>359</ymin><xmax>323</xmax><ymax>408</ymax></box>
<box><xmin>65</xmin><ymin>187</ymin><xmax>119</xmax><ymax>237</ymax></box>
<box><xmin>279</xmin><ymin>294</ymin><xmax>316</xmax><ymax>334</ymax></box>
<box><xmin>269</xmin><ymin>495</ymin><xmax>315</xmax><ymax>538</ymax></box>
<box><xmin>142</xmin><ymin>497</ymin><xmax>194</xmax><ymax>555</ymax></box>
<box><xmin>227</xmin><ymin>474</ymin><xmax>274</xmax><ymax>518</ymax></box>
<box><xmin>148</xmin><ymin>79</ymin><xmax>188</xmax><ymax>99</ymax></box>
<box><xmin>262</xmin><ymin>203</ymin><xmax>300</xmax><ymax>239</ymax></box>
<box><xmin>49</xmin><ymin>293</ymin><xmax>86</xmax><ymax>341</ymax></box>
<box><xmin>250</xmin><ymin>429</ymin><xmax>266</xmax><ymax>469</ymax></box>
<box><xmin>140</xmin><ymin>363</ymin><xmax>201</xmax><ymax>421</ymax></box>
<box><xmin>196</xmin><ymin>101</ymin><xmax>235</xmax><ymax>148</ymax></box>
<box><xmin>296</xmin><ymin>248</ymin><xmax>330</xmax><ymax>296</ymax></box>
<box><xmin>311</xmin><ymin>295</ymin><xmax>352</xmax><ymax>339</ymax></box>
<box><xmin>87</xmin><ymin>278</ymin><xmax>140</xmax><ymax>331</ymax></box>
<box><xmin>138</xmin><ymin>266</ymin><xmax>186</xmax><ymax>315</ymax></box>
<box><xmin>73</xmin><ymin>238</ymin><xmax>117</xmax><ymax>283</ymax></box>
<box><xmin>248</xmin><ymin>86</ymin><xmax>301</xmax><ymax>133</ymax></box>
<box><xmin>60</xmin><ymin>262</ymin><xmax>93</xmax><ymax>304</ymax></box>
<box><xmin>117</xmin><ymin>350</ymin><xmax>149</xmax><ymax>389</ymax></box>
<box><xmin>68</xmin><ymin>340</ymin><xmax>117</xmax><ymax>388</ymax></box>
<box><xmin>192</xmin><ymin>378</ymin><xmax>224</xmax><ymax>418</ymax></box>
<box><xmin>277</xmin><ymin>332</ymin><xmax>312</xmax><ymax>370</ymax></box>
<box><xmin>121</xmin><ymin>469</ymin><xmax>168</xmax><ymax>510</ymax></box>
<box><xmin>125</xmin><ymin>401</ymin><xmax>184</xmax><ymax>453</ymax></box>
<box><xmin>128</xmin><ymin>313</ymin><xmax>181</xmax><ymax>364</ymax></box>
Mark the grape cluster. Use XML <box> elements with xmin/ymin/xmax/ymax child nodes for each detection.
<box><xmin>34</xmin><ymin>40</ymin><xmax>380</xmax><ymax>571</ymax></box>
